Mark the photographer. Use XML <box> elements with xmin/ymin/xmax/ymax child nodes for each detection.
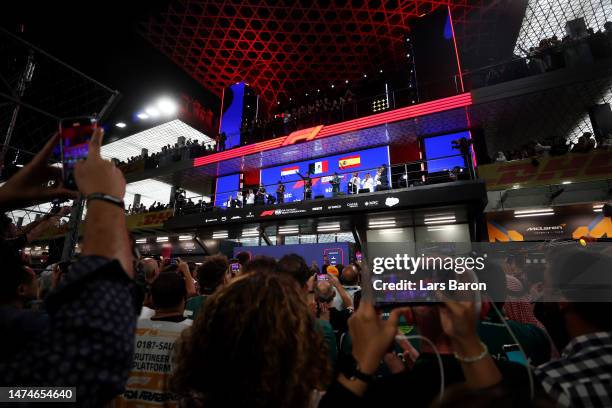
<box><xmin>451</xmin><ymin>137</ymin><xmax>475</xmax><ymax>179</ymax></box>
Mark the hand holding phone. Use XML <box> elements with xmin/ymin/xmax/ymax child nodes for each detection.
<box><xmin>230</xmin><ymin>262</ymin><xmax>241</xmax><ymax>274</ymax></box>
<box><xmin>0</xmin><ymin>133</ymin><xmax>77</xmax><ymax>210</ymax></box>
<box><xmin>58</xmin><ymin>117</ymin><xmax>97</xmax><ymax>190</ymax></box>
<box><xmin>503</xmin><ymin>344</ymin><xmax>528</xmax><ymax>366</ymax></box>
<box><xmin>72</xmin><ymin>128</ymin><xmax>126</xmax><ymax>198</ymax></box>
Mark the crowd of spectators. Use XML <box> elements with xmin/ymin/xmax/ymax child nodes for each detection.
<box><xmin>494</xmin><ymin>131</ymin><xmax>611</xmax><ymax>164</ymax></box>
<box><xmin>238</xmin><ymin>88</ymin><xmax>359</xmax><ymax>145</ymax></box>
<box><xmin>114</xmin><ymin>138</ymin><xmax>217</xmax><ymax>174</ymax></box>
<box><xmin>0</xmin><ymin>128</ymin><xmax>611</xmax><ymax>407</ymax></box>
<box><xmin>475</xmin><ymin>21</ymin><xmax>612</xmax><ymax>89</ymax></box>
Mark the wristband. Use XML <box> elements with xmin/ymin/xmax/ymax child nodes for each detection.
<box><xmin>349</xmin><ymin>365</ymin><xmax>375</xmax><ymax>384</ymax></box>
<box><xmin>454</xmin><ymin>341</ymin><xmax>489</xmax><ymax>363</ymax></box>
<box><xmin>86</xmin><ymin>193</ymin><xmax>125</xmax><ymax>210</ymax></box>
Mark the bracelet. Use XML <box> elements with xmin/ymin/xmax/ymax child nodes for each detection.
<box><xmin>454</xmin><ymin>341</ymin><xmax>489</xmax><ymax>363</ymax></box>
<box><xmin>86</xmin><ymin>193</ymin><xmax>125</xmax><ymax>210</ymax></box>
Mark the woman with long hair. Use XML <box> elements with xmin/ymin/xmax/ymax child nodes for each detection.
<box><xmin>170</xmin><ymin>272</ymin><xmax>332</xmax><ymax>408</ymax></box>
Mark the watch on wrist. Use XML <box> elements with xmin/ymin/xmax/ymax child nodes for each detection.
<box><xmin>86</xmin><ymin>193</ymin><xmax>125</xmax><ymax>210</ymax></box>
<box><xmin>339</xmin><ymin>354</ymin><xmax>375</xmax><ymax>384</ymax></box>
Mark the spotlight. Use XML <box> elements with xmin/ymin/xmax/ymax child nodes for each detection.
<box><xmin>145</xmin><ymin>106</ymin><xmax>160</xmax><ymax>118</ymax></box>
<box><xmin>379</xmin><ymin>69</ymin><xmax>383</xmax><ymax>73</ymax></box>
<box><xmin>115</xmin><ymin>122</ymin><xmax>126</xmax><ymax>128</ymax></box>
<box><xmin>363</xmin><ymin>74</ymin><xmax>367</xmax><ymax>78</ymax></box>
<box><xmin>156</xmin><ymin>98</ymin><xmax>177</xmax><ymax>115</ymax></box>
<box><xmin>137</xmin><ymin>112</ymin><xmax>149</xmax><ymax>120</ymax></box>
<box><xmin>331</xmin><ymin>84</ymin><xmax>335</xmax><ymax>88</ymax></box>
<box><xmin>345</xmin><ymin>80</ymin><xmax>349</xmax><ymax>84</ymax></box>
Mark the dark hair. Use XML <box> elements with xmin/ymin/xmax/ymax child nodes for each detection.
<box><xmin>236</xmin><ymin>251</ymin><xmax>251</xmax><ymax>267</ymax></box>
<box><xmin>275</xmin><ymin>253</ymin><xmax>311</xmax><ymax>287</ymax></box>
<box><xmin>171</xmin><ymin>272</ymin><xmax>331</xmax><ymax>407</ymax></box>
<box><xmin>244</xmin><ymin>256</ymin><xmax>276</xmax><ymax>275</ymax></box>
<box><xmin>475</xmin><ymin>261</ymin><xmax>507</xmax><ymax>307</ymax></box>
<box><xmin>150</xmin><ymin>272</ymin><xmax>186</xmax><ymax>309</ymax></box>
<box><xmin>196</xmin><ymin>255</ymin><xmax>229</xmax><ymax>294</ymax></box>
<box><xmin>523</xmin><ymin>263</ymin><xmax>545</xmax><ymax>286</ymax></box>
<box><xmin>548</xmin><ymin>248</ymin><xmax>612</xmax><ymax>330</ymax></box>
<box><xmin>0</xmin><ymin>214</ymin><xmax>13</xmax><ymax>238</ymax></box>
<box><xmin>0</xmin><ymin>241</ymin><xmax>32</xmax><ymax>304</ymax></box>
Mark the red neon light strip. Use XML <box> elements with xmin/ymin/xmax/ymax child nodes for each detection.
<box><xmin>448</xmin><ymin>5</ymin><xmax>465</xmax><ymax>93</ymax></box>
<box><xmin>193</xmin><ymin>92</ymin><xmax>473</xmax><ymax>168</ymax></box>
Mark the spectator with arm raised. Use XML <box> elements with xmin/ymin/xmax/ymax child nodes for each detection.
<box><xmin>0</xmin><ymin>129</ymin><xmax>138</xmax><ymax>407</ymax></box>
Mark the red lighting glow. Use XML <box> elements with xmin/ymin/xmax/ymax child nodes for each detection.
<box><xmin>193</xmin><ymin>92</ymin><xmax>473</xmax><ymax>167</ymax></box>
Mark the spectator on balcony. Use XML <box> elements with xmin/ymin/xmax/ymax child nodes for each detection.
<box><xmin>495</xmin><ymin>151</ymin><xmax>507</xmax><ymax>162</ymax></box>
<box><xmin>572</xmin><ymin>132</ymin><xmax>596</xmax><ymax>153</ymax></box>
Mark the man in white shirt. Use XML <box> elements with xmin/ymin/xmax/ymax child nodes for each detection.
<box><xmin>246</xmin><ymin>190</ymin><xmax>255</xmax><ymax>205</ymax></box>
<box><xmin>236</xmin><ymin>191</ymin><xmax>244</xmax><ymax>207</ymax></box>
<box><xmin>348</xmin><ymin>172</ymin><xmax>361</xmax><ymax>194</ymax></box>
<box><xmin>362</xmin><ymin>173</ymin><xmax>374</xmax><ymax>192</ymax></box>
<box><xmin>112</xmin><ymin>272</ymin><xmax>191</xmax><ymax>407</ymax></box>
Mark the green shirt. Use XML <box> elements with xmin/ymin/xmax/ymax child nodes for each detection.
<box><xmin>315</xmin><ymin>319</ymin><xmax>338</xmax><ymax>368</ymax></box>
<box><xmin>478</xmin><ymin>310</ymin><xmax>551</xmax><ymax>366</ymax></box>
<box><xmin>184</xmin><ymin>295</ymin><xmax>208</xmax><ymax>320</ymax></box>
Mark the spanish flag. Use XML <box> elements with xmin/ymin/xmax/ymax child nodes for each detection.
<box><xmin>338</xmin><ymin>155</ymin><xmax>361</xmax><ymax>169</ymax></box>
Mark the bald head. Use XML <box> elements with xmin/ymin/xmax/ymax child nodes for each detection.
<box><xmin>342</xmin><ymin>264</ymin><xmax>359</xmax><ymax>285</ymax></box>
<box><xmin>315</xmin><ymin>280</ymin><xmax>334</xmax><ymax>303</ymax></box>
<box><xmin>141</xmin><ymin>258</ymin><xmax>160</xmax><ymax>283</ymax></box>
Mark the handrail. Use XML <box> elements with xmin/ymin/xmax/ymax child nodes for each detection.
<box><xmin>174</xmin><ymin>152</ymin><xmax>471</xmax><ymax>215</ymax></box>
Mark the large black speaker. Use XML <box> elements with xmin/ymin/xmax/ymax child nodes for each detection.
<box><xmin>588</xmin><ymin>103</ymin><xmax>612</xmax><ymax>142</ymax></box>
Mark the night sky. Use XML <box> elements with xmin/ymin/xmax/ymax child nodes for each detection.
<box><xmin>1</xmin><ymin>0</ymin><xmax>220</xmax><ymax>125</ymax></box>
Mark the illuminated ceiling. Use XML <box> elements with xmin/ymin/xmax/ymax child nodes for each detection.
<box><xmin>141</xmin><ymin>0</ymin><xmax>485</xmax><ymax>105</ymax></box>
<box><xmin>101</xmin><ymin>119</ymin><xmax>215</xmax><ymax>161</ymax></box>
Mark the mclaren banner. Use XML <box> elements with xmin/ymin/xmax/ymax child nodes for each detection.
<box><xmin>487</xmin><ymin>210</ymin><xmax>611</xmax><ymax>242</ymax></box>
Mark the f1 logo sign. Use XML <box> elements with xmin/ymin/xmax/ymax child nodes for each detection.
<box><xmin>260</xmin><ymin>210</ymin><xmax>276</xmax><ymax>217</ymax></box>
<box><xmin>281</xmin><ymin>125</ymin><xmax>323</xmax><ymax>146</ymax></box>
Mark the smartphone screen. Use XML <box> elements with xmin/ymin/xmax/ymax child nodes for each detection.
<box><xmin>316</xmin><ymin>273</ymin><xmax>329</xmax><ymax>281</ymax></box>
<box><xmin>503</xmin><ymin>345</ymin><xmax>528</xmax><ymax>366</ymax></box>
<box><xmin>58</xmin><ymin>117</ymin><xmax>96</xmax><ymax>190</ymax></box>
<box><xmin>230</xmin><ymin>262</ymin><xmax>240</xmax><ymax>273</ymax></box>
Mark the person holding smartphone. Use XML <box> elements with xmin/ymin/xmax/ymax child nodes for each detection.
<box><xmin>226</xmin><ymin>258</ymin><xmax>242</xmax><ymax>283</ymax></box>
<box><xmin>0</xmin><ymin>128</ymin><xmax>139</xmax><ymax>406</ymax></box>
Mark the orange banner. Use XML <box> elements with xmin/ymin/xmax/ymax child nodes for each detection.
<box><xmin>478</xmin><ymin>150</ymin><xmax>612</xmax><ymax>191</ymax></box>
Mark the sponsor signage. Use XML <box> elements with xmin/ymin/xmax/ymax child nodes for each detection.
<box><xmin>479</xmin><ymin>150</ymin><xmax>612</xmax><ymax>191</ymax></box>
<box><xmin>487</xmin><ymin>210</ymin><xmax>611</xmax><ymax>241</ymax></box>
<box><xmin>193</xmin><ymin>191</ymin><xmax>402</xmax><ymax>226</ymax></box>
<box><xmin>193</xmin><ymin>93</ymin><xmax>473</xmax><ymax>168</ymax></box>
<box><xmin>164</xmin><ymin>180</ymin><xmax>487</xmax><ymax>231</ymax></box>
